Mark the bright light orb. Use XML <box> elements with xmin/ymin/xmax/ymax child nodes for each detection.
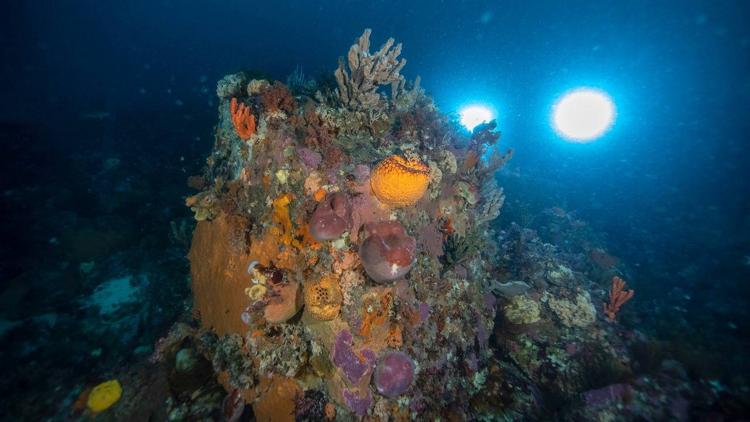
<box><xmin>552</xmin><ymin>88</ymin><xmax>615</xmax><ymax>142</ymax></box>
<box><xmin>459</xmin><ymin>105</ymin><xmax>493</xmax><ymax>131</ymax></box>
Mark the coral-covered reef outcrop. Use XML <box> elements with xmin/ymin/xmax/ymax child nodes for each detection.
<box><xmin>178</xmin><ymin>28</ymin><xmax>514</xmax><ymax>419</ymax></box>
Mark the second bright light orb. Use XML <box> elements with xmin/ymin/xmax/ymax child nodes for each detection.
<box><xmin>459</xmin><ymin>105</ymin><xmax>493</xmax><ymax>131</ymax></box>
<box><xmin>552</xmin><ymin>88</ymin><xmax>615</xmax><ymax>142</ymax></box>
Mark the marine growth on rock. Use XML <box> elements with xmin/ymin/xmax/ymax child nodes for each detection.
<box><xmin>183</xmin><ymin>28</ymin><xmax>517</xmax><ymax>420</ymax></box>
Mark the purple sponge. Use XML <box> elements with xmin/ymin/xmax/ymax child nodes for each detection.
<box><xmin>359</xmin><ymin>221</ymin><xmax>416</xmax><ymax>282</ymax></box>
<box><xmin>374</xmin><ymin>351</ymin><xmax>415</xmax><ymax>398</ymax></box>
<box><xmin>309</xmin><ymin>192</ymin><xmax>352</xmax><ymax>241</ymax></box>
<box><xmin>343</xmin><ymin>388</ymin><xmax>372</xmax><ymax>417</ymax></box>
<box><xmin>332</xmin><ymin>330</ymin><xmax>376</xmax><ymax>385</ymax></box>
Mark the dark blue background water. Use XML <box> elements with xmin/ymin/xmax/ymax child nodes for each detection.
<box><xmin>5</xmin><ymin>0</ymin><xmax>748</xmax><ymax>223</ymax></box>
<box><xmin>1</xmin><ymin>0</ymin><xmax>748</xmax><ymax>416</ymax></box>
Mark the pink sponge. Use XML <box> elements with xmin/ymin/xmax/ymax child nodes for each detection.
<box><xmin>359</xmin><ymin>221</ymin><xmax>416</xmax><ymax>282</ymax></box>
<box><xmin>374</xmin><ymin>351</ymin><xmax>415</xmax><ymax>398</ymax></box>
<box><xmin>309</xmin><ymin>192</ymin><xmax>352</xmax><ymax>241</ymax></box>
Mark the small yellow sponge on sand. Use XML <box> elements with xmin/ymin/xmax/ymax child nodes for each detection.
<box><xmin>86</xmin><ymin>379</ymin><xmax>122</xmax><ymax>413</ymax></box>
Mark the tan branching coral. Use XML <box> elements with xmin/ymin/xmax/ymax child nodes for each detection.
<box><xmin>304</xmin><ymin>275</ymin><xmax>343</xmax><ymax>321</ymax></box>
<box><xmin>370</xmin><ymin>155</ymin><xmax>430</xmax><ymax>207</ymax></box>
<box><xmin>334</xmin><ymin>28</ymin><xmax>406</xmax><ymax>110</ymax></box>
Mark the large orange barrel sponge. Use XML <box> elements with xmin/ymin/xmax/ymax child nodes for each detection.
<box><xmin>370</xmin><ymin>155</ymin><xmax>430</xmax><ymax>207</ymax></box>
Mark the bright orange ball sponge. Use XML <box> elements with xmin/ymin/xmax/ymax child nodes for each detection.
<box><xmin>370</xmin><ymin>155</ymin><xmax>430</xmax><ymax>207</ymax></box>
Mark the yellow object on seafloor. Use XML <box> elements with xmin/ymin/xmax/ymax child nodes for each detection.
<box><xmin>86</xmin><ymin>379</ymin><xmax>122</xmax><ymax>413</ymax></box>
<box><xmin>370</xmin><ymin>155</ymin><xmax>430</xmax><ymax>207</ymax></box>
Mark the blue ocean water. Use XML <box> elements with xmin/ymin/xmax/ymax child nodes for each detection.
<box><xmin>1</xmin><ymin>1</ymin><xmax>748</xmax><ymax>419</ymax></box>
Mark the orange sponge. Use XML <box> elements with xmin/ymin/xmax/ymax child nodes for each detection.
<box><xmin>303</xmin><ymin>275</ymin><xmax>343</xmax><ymax>321</ymax></box>
<box><xmin>370</xmin><ymin>155</ymin><xmax>430</xmax><ymax>207</ymax></box>
<box><xmin>230</xmin><ymin>97</ymin><xmax>256</xmax><ymax>139</ymax></box>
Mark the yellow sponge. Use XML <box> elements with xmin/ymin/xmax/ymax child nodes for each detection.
<box><xmin>86</xmin><ymin>379</ymin><xmax>122</xmax><ymax>413</ymax></box>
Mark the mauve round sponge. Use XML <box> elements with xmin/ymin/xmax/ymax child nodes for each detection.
<box><xmin>358</xmin><ymin>221</ymin><xmax>416</xmax><ymax>282</ymax></box>
<box><xmin>309</xmin><ymin>192</ymin><xmax>352</xmax><ymax>241</ymax></box>
<box><xmin>374</xmin><ymin>351</ymin><xmax>415</xmax><ymax>398</ymax></box>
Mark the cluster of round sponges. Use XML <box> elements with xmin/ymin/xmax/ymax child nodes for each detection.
<box><xmin>304</xmin><ymin>275</ymin><xmax>343</xmax><ymax>320</ymax></box>
<box><xmin>370</xmin><ymin>155</ymin><xmax>430</xmax><ymax>207</ymax></box>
